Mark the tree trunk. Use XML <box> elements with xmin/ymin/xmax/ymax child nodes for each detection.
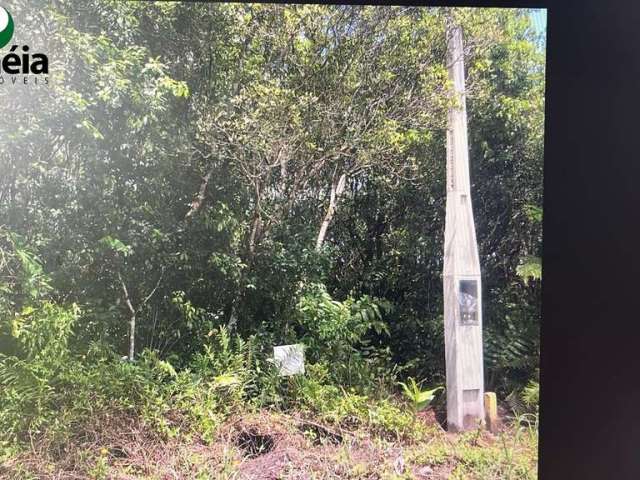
<box><xmin>128</xmin><ymin>313</ymin><xmax>136</xmax><ymax>361</ymax></box>
<box><xmin>315</xmin><ymin>173</ymin><xmax>347</xmax><ymax>251</ymax></box>
<box><xmin>119</xmin><ymin>272</ymin><xmax>137</xmax><ymax>361</ymax></box>
<box><xmin>248</xmin><ymin>212</ymin><xmax>261</xmax><ymax>256</ymax></box>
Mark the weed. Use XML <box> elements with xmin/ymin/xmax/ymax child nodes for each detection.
<box><xmin>398</xmin><ymin>377</ymin><xmax>443</xmax><ymax>415</ymax></box>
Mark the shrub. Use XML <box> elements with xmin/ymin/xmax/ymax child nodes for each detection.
<box><xmin>295</xmin><ymin>282</ymin><xmax>391</xmax><ymax>390</ymax></box>
<box><xmin>287</xmin><ymin>362</ymin><xmax>421</xmax><ymax>440</ymax></box>
<box><xmin>0</xmin><ymin>301</ymin><xmax>82</xmax><ymax>442</ymax></box>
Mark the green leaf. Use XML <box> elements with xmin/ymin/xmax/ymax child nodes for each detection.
<box><xmin>99</xmin><ymin>236</ymin><xmax>133</xmax><ymax>257</ymax></box>
<box><xmin>516</xmin><ymin>256</ymin><xmax>542</xmax><ymax>285</ymax></box>
<box><xmin>523</xmin><ymin>204</ymin><xmax>543</xmax><ymax>223</ymax></box>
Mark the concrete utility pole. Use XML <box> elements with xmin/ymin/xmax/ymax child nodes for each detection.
<box><xmin>443</xmin><ymin>20</ymin><xmax>484</xmax><ymax>432</ymax></box>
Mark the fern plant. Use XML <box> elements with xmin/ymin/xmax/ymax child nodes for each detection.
<box><xmin>516</xmin><ymin>256</ymin><xmax>541</xmax><ymax>286</ymax></box>
<box><xmin>295</xmin><ymin>282</ymin><xmax>391</xmax><ymax>389</ymax></box>
<box><xmin>521</xmin><ymin>380</ymin><xmax>539</xmax><ymax>411</ymax></box>
<box><xmin>398</xmin><ymin>377</ymin><xmax>443</xmax><ymax>414</ymax></box>
<box><xmin>191</xmin><ymin>326</ymin><xmax>258</xmax><ymax>399</ymax></box>
<box><xmin>485</xmin><ymin>312</ymin><xmax>539</xmax><ymax>395</ymax></box>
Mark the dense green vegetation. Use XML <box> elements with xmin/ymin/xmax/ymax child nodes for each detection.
<box><xmin>0</xmin><ymin>2</ymin><xmax>543</xmax><ymax>478</ymax></box>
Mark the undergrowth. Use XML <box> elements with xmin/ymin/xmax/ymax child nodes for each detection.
<box><xmin>0</xmin><ymin>240</ymin><xmax>538</xmax><ymax>478</ymax></box>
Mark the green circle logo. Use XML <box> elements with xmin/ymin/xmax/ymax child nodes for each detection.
<box><xmin>0</xmin><ymin>7</ymin><xmax>14</xmax><ymax>49</ymax></box>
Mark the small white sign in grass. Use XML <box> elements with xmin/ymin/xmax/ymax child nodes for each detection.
<box><xmin>273</xmin><ymin>344</ymin><xmax>305</xmax><ymax>376</ymax></box>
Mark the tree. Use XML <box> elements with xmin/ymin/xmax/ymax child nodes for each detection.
<box><xmin>1</xmin><ymin>3</ymin><xmax>544</xmax><ymax>393</ymax></box>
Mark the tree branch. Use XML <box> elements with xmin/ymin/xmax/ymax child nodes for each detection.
<box><xmin>118</xmin><ymin>271</ymin><xmax>136</xmax><ymax>317</ymax></box>
<box><xmin>185</xmin><ymin>169</ymin><xmax>214</xmax><ymax>219</ymax></box>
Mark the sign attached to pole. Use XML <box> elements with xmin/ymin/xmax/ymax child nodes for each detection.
<box><xmin>273</xmin><ymin>344</ymin><xmax>305</xmax><ymax>376</ymax></box>
<box><xmin>443</xmin><ymin>20</ymin><xmax>485</xmax><ymax>432</ymax></box>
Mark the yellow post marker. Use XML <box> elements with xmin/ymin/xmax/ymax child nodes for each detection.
<box><xmin>484</xmin><ymin>392</ymin><xmax>499</xmax><ymax>432</ymax></box>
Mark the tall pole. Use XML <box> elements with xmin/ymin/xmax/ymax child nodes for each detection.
<box><xmin>443</xmin><ymin>19</ymin><xmax>484</xmax><ymax>432</ymax></box>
